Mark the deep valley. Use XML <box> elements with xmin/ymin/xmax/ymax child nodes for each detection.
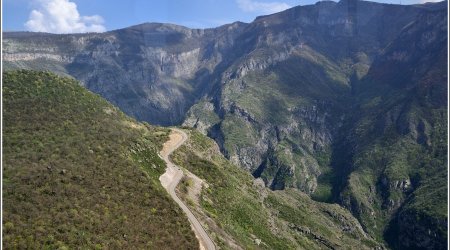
<box><xmin>2</xmin><ymin>0</ymin><xmax>448</xmax><ymax>249</ymax></box>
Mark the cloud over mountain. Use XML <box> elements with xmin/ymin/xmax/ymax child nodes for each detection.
<box><xmin>25</xmin><ymin>0</ymin><xmax>106</xmax><ymax>33</ymax></box>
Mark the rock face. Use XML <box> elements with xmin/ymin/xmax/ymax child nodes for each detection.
<box><xmin>3</xmin><ymin>0</ymin><xmax>447</xmax><ymax>248</ymax></box>
<box><xmin>4</xmin><ymin>22</ymin><xmax>247</xmax><ymax>125</ymax></box>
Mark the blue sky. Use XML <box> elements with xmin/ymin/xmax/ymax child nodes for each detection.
<box><xmin>3</xmin><ymin>0</ymin><xmax>441</xmax><ymax>33</ymax></box>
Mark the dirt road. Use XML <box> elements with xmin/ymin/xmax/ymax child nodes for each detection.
<box><xmin>159</xmin><ymin>128</ymin><xmax>216</xmax><ymax>250</ymax></box>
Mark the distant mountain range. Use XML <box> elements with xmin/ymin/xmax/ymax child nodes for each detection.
<box><xmin>3</xmin><ymin>0</ymin><xmax>447</xmax><ymax>248</ymax></box>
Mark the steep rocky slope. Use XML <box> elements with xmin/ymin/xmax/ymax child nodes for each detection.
<box><xmin>3</xmin><ymin>0</ymin><xmax>447</xmax><ymax>248</ymax></box>
<box><xmin>4</xmin><ymin>22</ymin><xmax>246</xmax><ymax>125</ymax></box>
<box><xmin>172</xmin><ymin>129</ymin><xmax>380</xmax><ymax>249</ymax></box>
<box><xmin>334</xmin><ymin>7</ymin><xmax>448</xmax><ymax>247</ymax></box>
<box><xmin>2</xmin><ymin>71</ymin><xmax>198</xmax><ymax>249</ymax></box>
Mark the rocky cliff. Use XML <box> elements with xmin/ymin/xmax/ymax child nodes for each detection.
<box><xmin>3</xmin><ymin>0</ymin><xmax>447</xmax><ymax>248</ymax></box>
<box><xmin>4</xmin><ymin>22</ymin><xmax>247</xmax><ymax>125</ymax></box>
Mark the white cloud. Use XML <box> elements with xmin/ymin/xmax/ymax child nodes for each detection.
<box><xmin>236</xmin><ymin>0</ymin><xmax>291</xmax><ymax>14</ymax></box>
<box><xmin>25</xmin><ymin>0</ymin><xmax>106</xmax><ymax>33</ymax></box>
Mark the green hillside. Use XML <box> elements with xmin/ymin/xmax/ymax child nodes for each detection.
<box><xmin>172</xmin><ymin>129</ymin><xmax>381</xmax><ymax>249</ymax></box>
<box><xmin>2</xmin><ymin>70</ymin><xmax>197</xmax><ymax>249</ymax></box>
<box><xmin>2</xmin><ymin>1</ymin><xmax>447</xmax><ymax>248</ymax></box>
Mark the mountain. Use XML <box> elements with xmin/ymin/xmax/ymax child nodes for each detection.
<box><xmin>335</xmin><ymin>5</ymin><xmax>448</xmax><ymax>247</ymax></box>
<box><xmin>3</xmin><ymin>70</ymin><xmax>381</xmax><ymax>250</ymax></box>
<box><xmin>3</xmin><ymin>22</ymin><xmax>247</xmax><ymax>126</ymax></box>
<box><xmin>3</xmin><ymin>0</ymin><xmax>447</xmax><ymax>248</ymax></box>
<box><xmin>3</xmin><ymin>71</ymin><xmax>198</xmax><ymax>249</ymax></box>
<box><xmin>171</xmin><ymin>128</ymin><xmax>380</xmax><ymax>249</ymax></box>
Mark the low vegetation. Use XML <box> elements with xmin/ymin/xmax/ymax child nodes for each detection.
<box><xmin>2</xmin><ymin>70</ymin><xmax>198</xmax><ymax>249</ymax></box>
<box><xmin>172</xmin><ymin>129</ymin><xmax>380</xmax><ymax>249</ymax></box>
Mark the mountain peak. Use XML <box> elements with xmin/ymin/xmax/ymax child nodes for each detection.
<box><xmin>124</xmin><ymin>22</ymin><xmax>191</xmax><ymax>32</ymax></box>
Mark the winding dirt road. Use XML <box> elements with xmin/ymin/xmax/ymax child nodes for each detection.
<box><xmin>159</xmin><ymin>128</ymin><xmax>216</xmax><ymax>250</ymax></box>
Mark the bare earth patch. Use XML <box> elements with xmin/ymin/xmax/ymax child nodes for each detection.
<box><xmin>159</xmin><ymin>132</ymin><xmax>184</xmax><ymax>189</ymax></box>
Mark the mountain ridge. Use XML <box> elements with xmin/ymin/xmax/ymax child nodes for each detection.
<box><xmin>3</xmin><ymin>1</ymin><xmax>447</xmax><ymax>248</ymax></box>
